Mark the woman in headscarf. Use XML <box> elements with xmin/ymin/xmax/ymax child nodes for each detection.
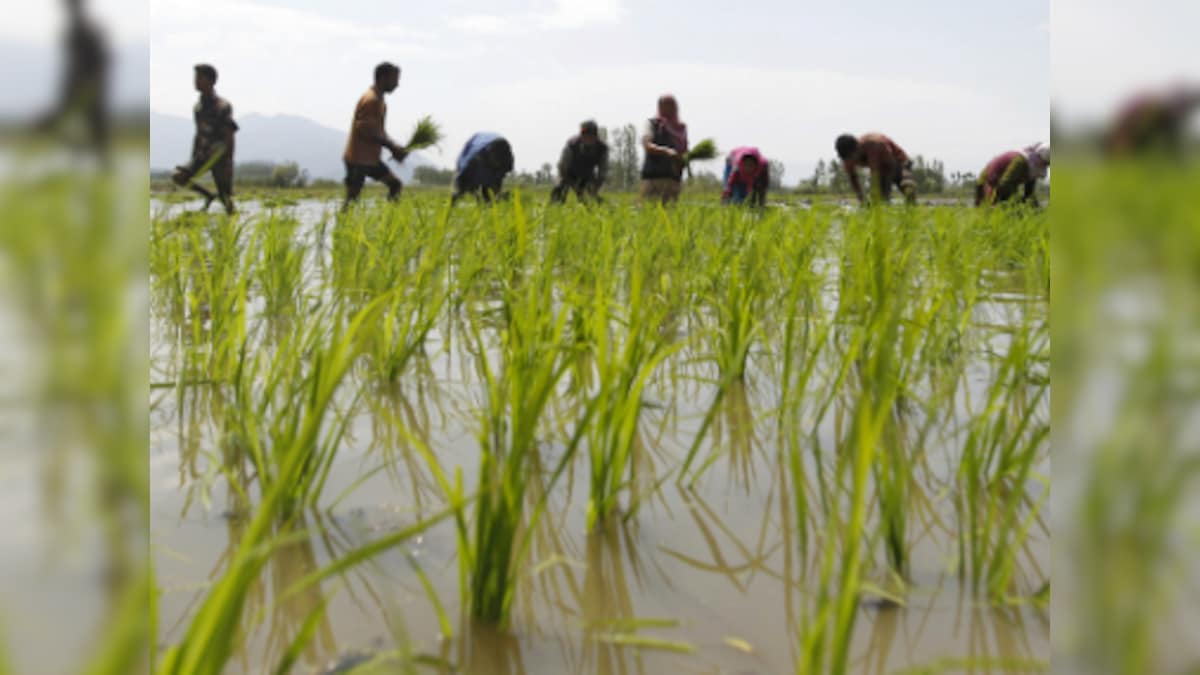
<box><xmin>975</xmin><ymin>142</ymin><xmax>1050</xmax><ymax>207</ymax></box>
<box><xmin>1106</xmin><ymin>85</ymin><xmax>1200</xmax><ymax>155</ymax></box>
<box><xmin>639</xmin><ymin>94</ymin><xmax>689</xmax><ymax>204</ymax></box>
<box><xmin>721</xmin><ymin>146</ymin><xmax>769</xmax><ymax>206</ymax></box>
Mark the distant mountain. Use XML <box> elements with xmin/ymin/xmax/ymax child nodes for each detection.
<box><xmin>150</xmin><ymin>110</ymin><xmax>435</xmax><ymax>181</ymax></box>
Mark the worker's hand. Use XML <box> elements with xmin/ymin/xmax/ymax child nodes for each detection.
<box><xmin>391</xmin><ymin>145</ymin><xmax>409</xmax><ymax>162</ymax></box>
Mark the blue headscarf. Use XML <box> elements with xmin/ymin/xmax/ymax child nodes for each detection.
<box><xmin>457</xmin><ymin>132</ymin><xmax>504</xmax><ymax>174</ymax></box>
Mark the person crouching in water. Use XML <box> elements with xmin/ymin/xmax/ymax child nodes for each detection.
<box><xmin>551</xmin><ymin>120</ymin><xmax>609</xmax><ymax>204</ymax></box>
<box><xmin>640</xmin><ymin>94</ymin><xmax>688</xmax><ymax>204</ymax></box>
<box><xmin>976</xmin><ymin>142</ymin><xmax>1049</xmax><ymax>207</ymax></box>
<box><xmin>721</xmin><ymin>147</ymin><xmax>769</xmax><ymax>206</ymax></box>
<box><xmin>835</xmin><ymin>132</ymin><xmax>917</xmax><ymax>206</ymax></box>
<box><xmin>451</xmin><ymin>132</ymin><xmax>514</xmax><ymax>204</ymax></box>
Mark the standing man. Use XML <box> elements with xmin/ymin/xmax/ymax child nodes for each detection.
<box><xmin>640</xmin><ymin>95</ymin><xmax>689</xmax><ymax>204</ymax></box>
<box><xmin>835</xmin><ymin>132</ymin><xmax>917</xmax><ymax>206</ymax></box>
<box><xmin>35</xmin><ymin>0</ymin><xmax>110</xmax><ymax>162</ymax></box>
<box><xmin>550</xmin><ymin>120</ymin><xmax>609</xmax><ymax>204</ymax></box>
<box><xmin>342</xmin><ymin>62</ymin><xmax>408</xmax><ymax>210</ymax></box>
<box><xmin>171</xmin><ymin>64</ymin><xmax>238</xmax><ymax>215</ymax></box>
<box><xmin>451</xmin><ymin>132</ymin><xmax>514</xmax><ymax>204</ymax></box>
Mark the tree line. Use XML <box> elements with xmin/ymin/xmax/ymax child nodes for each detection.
<box><xmin>151</xmin><ymin>161</ymin><xmax>311</xmax><ymax>188</ymax></box>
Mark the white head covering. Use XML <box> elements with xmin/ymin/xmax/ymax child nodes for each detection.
<box><xmin>1024</xmin><ymin>142</ymin><xmax>1050</xmax><ymax>180</ymax></box>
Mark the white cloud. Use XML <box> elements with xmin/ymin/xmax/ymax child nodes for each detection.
<box><xmin>448</xmin><ymin>14</ymin><xmax>518</xmax><ymax>35</ymax></box>
<box><xmin>150</xmin><ymin>0</ymin><xmax>451</xmax><ymax>128</ymax></box>
<box><xmin>538</xmin><ymin>0</ymin><xmax>626</xmax><ymax>30</ymax></box>
<box><xmin>1053</xmin><ymin>0</ymin><xmax>1200</xmax><ymax>122</ymax></box>
<box><xmin>448</xmin><ymin>0</ymin><xmax>626</xmax><ymax>35</ymax></box>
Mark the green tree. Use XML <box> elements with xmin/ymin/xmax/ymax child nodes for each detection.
<box><xmin>607</xmin><ymin>123</ymin><xmax>639</xmax><ymax>190</ymax></box>
<box><xmin>413</xmin><ymin>165</ymin><xmax>454</xmax><ymax>186</ymax></box>
<box><xmin>269</xmin><ymin>161</ymin><xmax>307</xmax><ymax>188</ymax></box>
<box><xmin>768</xmin><ymin>159</ymin><xmax>786</xmax><ymax>190</ymax></box>
<box><xmin>827</xmin><ymin>156</ymin><xmax>851</xmax><ymax>195</ymax></box>
<box><xmin>910</xmin><ymin>155</ymin><xmax>947</xmax><ymax>194</ymax></box>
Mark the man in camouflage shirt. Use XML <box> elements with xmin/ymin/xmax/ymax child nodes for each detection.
<box><xmin>172</xmin><ymin>64</ymin><xmax>238</xmax><ymax>215</ymax></box>
<box><xmin>550</xmin><ymin>120</ymin><xmax>609</xmax><ymax>204</ymax></box>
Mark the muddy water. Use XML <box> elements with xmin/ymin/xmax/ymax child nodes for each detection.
<box><xmin>150</xmin><ymin>200</ymin><xmax>1049</xmax><ymax>674</ymax></box>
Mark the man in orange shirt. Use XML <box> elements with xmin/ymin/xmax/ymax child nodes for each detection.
<box><xmin>342</xmin><ymin>62</ymin><xmax>408</xmax><ymax>210</ymax></box>
<box><xmin>835</xmin><ymin>132</ymin><xmax>917</xmax><ymax>206</ymax></box>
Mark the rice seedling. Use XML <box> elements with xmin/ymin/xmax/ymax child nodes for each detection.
<box><xmin>585</xmin><ymin>261</ymin><xmax>683</xmax><ymax>528</ymax></box>
<box><xmin>457</xmin><ymin>243</ymin><xmax>582</xmax><ymax>625</ymax></box>
<box><xmin>146</xmin><ymin>185</ymin><xmax>1051</xmax><ymax>674</ymax></box>
<box><xmin>684</xmin><ymin>138</ymin><xmax>718</xmax><ymax>164</ymax></box>
<box><xmin>402</xmin><ymin>116</ymin><xmax>445</xmax><ymax>153</ymax></box>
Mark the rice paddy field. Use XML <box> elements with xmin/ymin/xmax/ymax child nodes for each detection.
<box><xmin>149</xmin><ymin>192</ymin><xmax>1050</xmax><ymax>674</ymax></box>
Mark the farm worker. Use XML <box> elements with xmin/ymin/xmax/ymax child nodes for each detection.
<box><xmin>34</xmin><ymin>0</ymin><xmax>110</xmax><ymax>162</ymax></box>
<box><xmin>550</xmin><ymin>120</ymin><xmax>609</xmax><ymax>204</ymax></box>
<box><xmin>835</xmin><ymin>132</ymin><xmax>917</xmax><ymax>206</ymax></box>
<box><xmin>975</xmin><ymin>143</ymin><xmax>1050</xmax><ymax>207</ymax></box>
<box><xmin>452</xmin><ymin>132</ymin><xmax>514</xmax><ymax>204</ymax></box>
<box><xmin>1106</xmin><ymin>85</ymin><xmax>1200</xmax><ymax>155</ymax></box>
<box><xmin>342</xmin><ymin>62</ymin><xmax>408</xmax><ymax>210</ymax></box>
<box><xmin>171</xmin><ymin>64</ymin><xmax>238</xmax><ymax>215</ymax></box>
<box><xmin>640</xmin><ymin>94</ymin><xmax>689</xmax><ymax>204</ymax></box>
<box><xmin>721</xmin><ymin>146</ymin><xmax>769</xmax><ymax>206</ymax></box>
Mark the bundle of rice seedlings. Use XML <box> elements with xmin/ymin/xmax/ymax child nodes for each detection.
<box><xmin>684</xmin><ymin>139</ymin><xmax>718</xmax><ymax>163</ymax></box>
<box><xmin>404</xmin><ymin>116</ymin><xmax>444</xmax><ymax>153</ymax></box>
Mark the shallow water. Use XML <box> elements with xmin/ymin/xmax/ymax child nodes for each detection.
<box><xmin>149</xmin><ymin>199</ymin><xmax>1049</xmax><ymax>674</ymax></box>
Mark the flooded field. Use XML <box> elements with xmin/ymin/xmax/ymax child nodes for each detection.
<box><xmin>149</xmin><ymin>195</ymin><xmax>1049</xmax><ymax>674</ymax></box>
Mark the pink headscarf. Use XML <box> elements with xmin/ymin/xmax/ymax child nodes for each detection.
<box><xmin>728</xmin><ymin>146</ymin><xmax>766</xmax><ymax>182</ymax></box>
<box><xmin>656</xmin><ymin>94</ymin><xmax>688</xmax><ymax>152</ymax></box>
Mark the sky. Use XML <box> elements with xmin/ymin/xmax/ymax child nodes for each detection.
<box><xmin>0</xmin><ymin>0</ymin><xmax>148</xmax><ymax>115</ymax></box>
<box><xmin>142</xmin><ymin>0</ymin><xmax>1053</xmax><ymax>181</ymax></box>
<box><xmin>1052</xmin><ymin>0</ymin><xmax>1200</xmax><ymax>129</ymax></box>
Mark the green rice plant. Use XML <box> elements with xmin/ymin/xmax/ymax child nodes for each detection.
<box><xmin>2</xmin><ymin>168</ymin><xmax>152</xmax><ymax>675</ymax></box>
<box><xmin>1057</xmin><ymin>160</ymin><xmax>1200</xmax><ymax>675</ymax></box>
<box><xmin>156</xmin><ymin>501</ymin><xmax>458</xmax><ymax>675</ymax></box>
<box><xmin>351</xmin><ymin>213</ymin><xmax>452</xmax><ymax>385</ymax></box>
<box><xmin>220</xmin><ymin>291</ymin><xmax>393</xmax><ymax>517</ymax></box>
<box><xmin>426</xmin><ymin>199</ymin><xmax>599</xmax><ymax>627</ymax></box>
<box><xmin>460</xmin><ymin>266</ymin><xmax>574</xmax><ymax>625</ymax></box>
<box><xmin>793</xmin><ymin>321</ymin><xmax>892</xmax><ymax>675</ymax></box>
<box><xmin>255</xmin><ymin>212</ymin><xmax>305</xmax><ymax>324</ymax></box>
<box><xmin>585</xmin><ymin>261</ymin><xmax>683</xmax><ymax>528</ymax></box>
<box><xmin>155</xmin><ymin>294</ymin><xmax>452</xmax><ymax>675</ymax></box>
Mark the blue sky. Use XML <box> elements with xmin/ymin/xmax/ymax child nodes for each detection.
<box><xmin>146</xmin><ymin>0</ymin><xmax>1051</xmax><ymax>180</ymax></box>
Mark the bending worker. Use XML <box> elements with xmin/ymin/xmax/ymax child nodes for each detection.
<box><xmin>721</xmin><ymin>146</ymin><xmax>769</xmax><ymax>206</ymax></box>
<box><xmin>551</xmin><ymin>120</ymin><xmax>609</xmax><ymax>204</ymax></box>
<box><xmin>975</xmin><ymin>142</ymin><xmax>1050</xmax><ymax>207</ymax></box>
<box><xmin>452</xmin><ymin>132</ymin><xmax>514</xmax><ymax>204</ymax></box>
<box><xmin>834</xmin><ymin>131</ymin><xmax>917</xmax><ymax>206</ymax></box>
